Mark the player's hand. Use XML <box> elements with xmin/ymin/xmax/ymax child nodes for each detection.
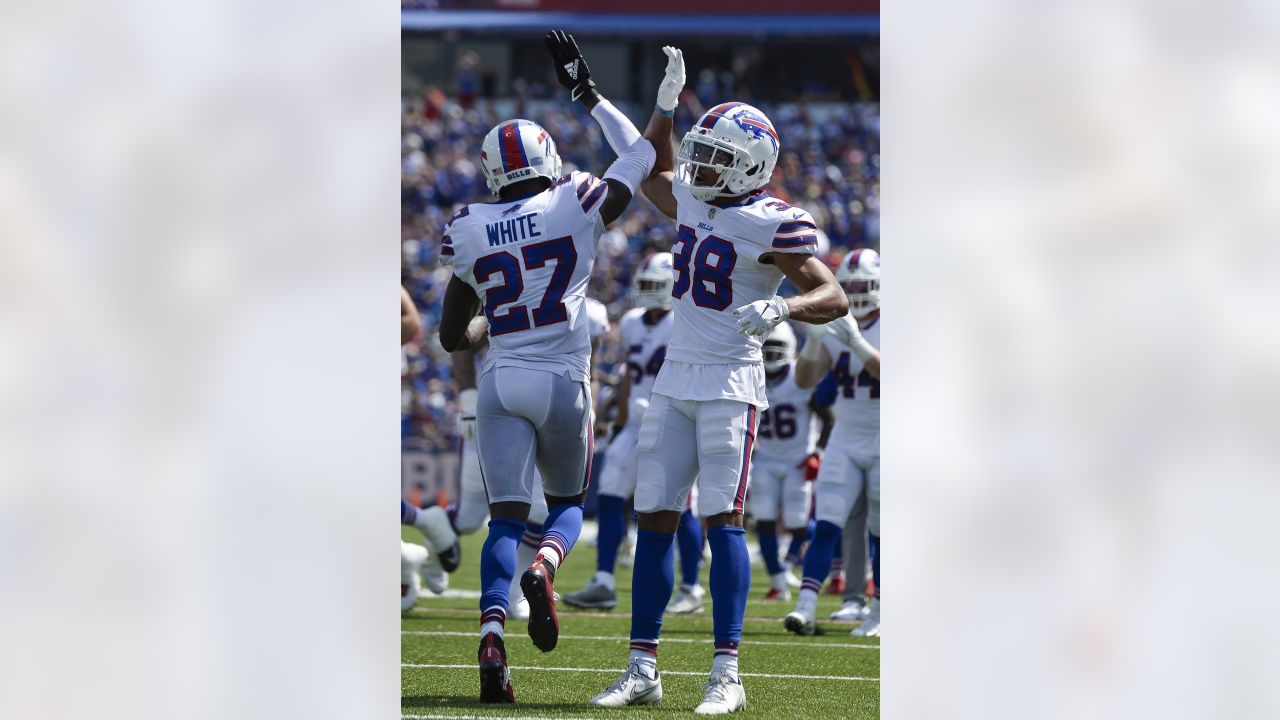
<box><xmin>734</xmin><ymin>296</ymin><xmax>790</xmax><ymax>336</ymax></box>
<box><xmin>827</xmin><ymin>314</ymin><xmax>864</xmax><ymax>349</ymax></box>
<box><xmin>656</xmin><ymin>46</ymin><xmax>685</xmax><ymax>112</ymax></box>
<box><xmin>545</xmin><ymin>30</ymin><xmax>597</xmax><ymax>102</ymax></box>
<box><xmin>457</xmin><ymin>388</ymin><xmax>478</xmax><ymax>442</ymax></box>
<box><xmin>797</xmin><ymin>452</ymin><xmax>822</xmax><ymax>481</ymax></box>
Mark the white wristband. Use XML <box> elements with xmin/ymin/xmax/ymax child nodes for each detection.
<box><xmin>590</xmin><ymin>99</ymin><xmax>642</xmax><ymax>156</ymax></box>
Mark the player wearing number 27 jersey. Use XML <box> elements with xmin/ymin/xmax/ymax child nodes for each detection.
<box><xmin>589</xmin><ymin>94</ymin><xmax>848</xmax><ymax>715</ymax></box>
<box><xmin>439</xmin><ymin>29</ymin><xmax>670</xmax><ymax>706</ymax></box>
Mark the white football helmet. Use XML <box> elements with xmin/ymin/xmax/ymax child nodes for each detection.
<box><xmin>631</xmin><ymin>252</ymin><xmax>675</xmax><ymax>310</ymax></box>
<box><xmin>676</xmin><ymin>102</ymin><xmax>780</xmax><ymax>202</ymax></box>
<box><xmin>837</xmin><ymin>248</ymin><xmax>881</xmax><ymax>318</ymax></box>
<box><xmin>762</xmin><ymin>322</ymin><xmax>796</xmax><ymax>373</ymax></box>
<box><xmin>479</xmin><ymin>119</ymin><xmax>562</xmax><ymax>195</ymax></box>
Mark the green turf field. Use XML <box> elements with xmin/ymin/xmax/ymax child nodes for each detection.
<box><xmin>403</xmin><ymin>525</ymin><xmax>879</xmax><ymax>719</ymax></box>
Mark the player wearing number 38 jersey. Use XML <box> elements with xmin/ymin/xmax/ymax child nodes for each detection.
<box><xmin>588</xmin><ymin>95</ymin><xmax>848</xmax><ymax>715</ymax></box>
<box><xmin>438</xmin><ymin>30</ymin><xmax>673</xmax><ymax>706</ymax></box>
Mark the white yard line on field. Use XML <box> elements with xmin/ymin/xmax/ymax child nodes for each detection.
<box><xmin>405</xmin><ymin>606</ymin><xmax>861</xmax><ymax>624</ymax></box>
<box><xmin>402</xmin><ymin>663</ymin><xmax>879</xmax><ymax>683</ymax></box>
<box><xmin>403</xmin><ymin>629</ymin><xmax>878</xmax><ymax>650</ymax></box>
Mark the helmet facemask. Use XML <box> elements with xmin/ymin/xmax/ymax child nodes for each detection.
<box><xmin>676</xmin><ymin>131</ymin><xmax>761</xmax><ymax>202</ymax></box>
<box><xmin>633</xmin><ymin>277</ymin><xmax>673</xmax><ymax>310</ymax></box>
<box><xmin>841</xmin><ymin>277</ymin><xmax>881</xmax><ymax>318</ymax></box>
<box><xmin>762</xmin><ymin>340</ymin><xmax>792</xmax><ymax>374</ymax></box>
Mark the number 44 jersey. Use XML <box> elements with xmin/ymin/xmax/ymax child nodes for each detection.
<box><xmin>654</xmin><ymin>183</ymin><xmax>820</xmax><ymax>409</ymax></box>
<box><xmin>823</xmin><ymin>315</ymin><xmax>880</xmax><ymax>438</ymax></box>
<box><xmin>440</xmin><ymin>171</ymin><xmax>610</xmax><ymax>384</ymax></box>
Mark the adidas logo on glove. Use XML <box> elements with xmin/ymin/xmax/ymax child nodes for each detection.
<box><xmin>564</xmin><ymin>59</ymin><xmax>579</xmax><ymax>80</ymax></box>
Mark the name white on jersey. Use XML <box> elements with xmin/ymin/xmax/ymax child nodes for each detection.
<box><xmin>755</xmin><ymin>364</ymin><xmax>818</xmax><ymax>462</ymax></box>
<box><xmin>822</xmin><ymin>315</ymin><xmax>880</xmax><ymax>435</ymax></box>
<box><xmin>440</xmin><ymin>171</ymin><xmax>610</xmax><ymax>383</ymax></box>
<box><xmin>618</xmin><ymin>307</ymin><xmax>672</xmax><ymax>421</ymax></box>
<box><xmin>653</xmin><ymin>182</ymin><xmax>819</xmax><ymax>408</ymax></box>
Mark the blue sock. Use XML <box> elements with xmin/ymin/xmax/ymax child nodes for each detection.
<box><xmin>630</xmin><ymin>529</ymin><xmax>676</xmax><ymax>644</ymax></box>
<box><xmin>708</xmin><ymin>525</ymin><xmax>750</xmax><ymax>662</ymax></box>
<box><xmin>539</xmin><ymin>501</ymin><xmax>584</xmax><ymax>570</ymax></box>
<box><xmin>480</xmin><ymin>517</ymin><xmax>523</xmax><ymax>612</ymax></box>
<box><xmin>800</xmin><ymin>520</ymin><xmax>841</xmax><ymax>595</ymax></box>
<box><xmin>676</xmin><ymin>509</ymin><xmax>703</xmax><ymax>587</ymax></box>
<box><xmin>869</xmin><ymin>532</ymin><xmax>880</xmax><ymax>597</ymax></box>
<box><xmin>756</xmin><ymin>524</ymin><xmax>782</xmax><ymax>575</ymax></box>
<box><xmin>400</xmin><ymin>499</ymin><xmax>417</xmax><ymax>526</ymax></box>
<box><xmin>596</xmin><ymin>494</ymin><xmax>627</xmax><ymax>574</ymax></box>
<box><xmin>785</xmin><ymin>519</ymin><xmax>815</xmax><ymax>565</ymax></box>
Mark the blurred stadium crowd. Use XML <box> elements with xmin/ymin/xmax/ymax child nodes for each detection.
<box><xmin>402</xmin><ymin>86</ymin><xmax>879</xmax><ymax>451</ymax></box>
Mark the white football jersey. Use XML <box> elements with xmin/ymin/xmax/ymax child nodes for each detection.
<box><xmin>653</xmin><ymin>183</ymin><xmax>819</xmax><ymax>408</ymax></box>
<box><xmin>617</xmin><ymin>307</ymin><xmax>673</xmax><ymax>422</ymax></box>
<box><xmin>754</xmin><ymin>364</ymin><xmax>818</xmax><ymax>462</ymax></box>
<box><xmin>822</xmin><ymin>314</ymin><xmax>880</xmax><ymax>435</ymax></box>
<box><xmin>440</xmin><ymin>171</ymin><xmax>611</xmax><ymax>383</ymax></box>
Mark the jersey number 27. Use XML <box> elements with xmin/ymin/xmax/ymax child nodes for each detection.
<box><xmin>473</xmin><ymin>236</ymin><xmax>576</xmax><ymax>336</ymax></box>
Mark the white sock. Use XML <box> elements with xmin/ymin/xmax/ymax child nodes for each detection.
<box><xmin>480</xmin><ymin>606</ymin><xmax>505</xmax><ymax>639</ymax></box>
<box><xmin>712</xmin><ymin>653</ymin><xmax>739</xmax><ymax>678</ymax></box>
<box><xmin>796</xmin><ymin>588</ymin><xmax>819</xmax><ymax>617</ymax></box>
<box><xmin>770</xmin><ymin>572</ymin><xmax>787</xmax><ymax>591</ymax></box>
<box><xmin>628</xmin><ymin>649</ymin><xmax>657</xmax><ymax>678</ymax></box>
<box><xmin>594</xmin><ymin>570</ymin><xmax>616</xmax><ymax>591</ymax></box>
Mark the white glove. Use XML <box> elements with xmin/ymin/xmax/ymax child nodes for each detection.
<box><xmin>798</xmin><ymin>321</ymin><xmax>828</xmax><ymax>361</ymax></box>
<box><xmin>457</xmin><ymin>388</ymin><xmax>478</xmax><ymax>442</ymax></box>
<box><xmin>733</xmin><ymin>296</ymin><xmax>789</xmax><ymax>336</ymax></box>
<box><xmin>828</xmin><ymin>315</ymin><xmax>879</xmax><ymax>364</ymax></box>
<box><xmin>656</xmin><ymin>46</ymin><xmax>685</xmax><ymax>112</ymax></box>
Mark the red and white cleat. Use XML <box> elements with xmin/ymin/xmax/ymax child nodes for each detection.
<box><xmin>478</xmin><ymin>634</ymin><xmax>516</xmax><ymax>704</ymax></box>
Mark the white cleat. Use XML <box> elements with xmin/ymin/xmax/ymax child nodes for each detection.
<box><xmin>783</xmin><ymin>567</ymin><xmax>803</xmax><ymax>588</ymax></box>
<box><xmin>509</xmin><ymin>595</ymin><xmax>530</xmax><ymax>621</ymax></box>
<box><xmin>829</xmin><ymin>600</ymin><xmax>870</xmax><ymax>621</ymax></box>
<box><xmin>668</xmin><ymin>584</ymin><xmax>705</xmax><ymax>614</ymax></box>
<box><xmin>401</xmin><ymin>541</ymin><xmax>427</xmax><ymax>613</ymax></box>
<box><xmin>850</xmin><ymin>599</ymin><xmax>880</xmax><ymax>637</ymax></box>
<box><xmin>694</xmin><ymin>671</ymin><xmax>746</xmax><ymax>715</ymax></box>
<box><xmin>589</xmin><ymin>661</ymin><xmax>664</xmax><ymax>707</ymax></box>
<box><xmin>783</xmin><ymin>610</ymin><xmax>816</xmax><ymax>636</ymax></box>
<box><xmin>421</xmin><ymin>554</ymin><xmax>448</xmax><ymax>595</ymax></box>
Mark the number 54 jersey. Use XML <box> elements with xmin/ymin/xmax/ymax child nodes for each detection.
<box><xmin>654</xmin><ymin>183</ymin><xmax>819</xmax><ymax>409</ymax></box>
<box><xmin>440</xmin><ymin>171</ymin><xmax>611</xmax><ymax>384</ymax></box>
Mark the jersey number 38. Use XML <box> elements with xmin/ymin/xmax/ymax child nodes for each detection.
<box><xmin>672</xmin><ymin>225</ymin><xmax>737</xmax><ymax>311</ymax></box>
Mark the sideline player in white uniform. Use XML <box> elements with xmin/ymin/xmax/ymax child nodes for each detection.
<box><xmin>437</xmin><ymin>30</ymin><xmax>667</xmax><ymax>705</ymax></box>
<box><xmin>446</xmin><ymin>297</ymin><xmax>608</xmax><ymax>618</ymax></box>
<box><xmin>565</xmin><ymin>253</ymin><xmax>674</xmax><ymax>610</ymax></box>
<box><xmin>401</xmin><ymin>287</ymin><xmax>461</xmax><ymax>612</ymax></box>
<box><xmin>587</xmin><ymin>90</ymin><xmax>848</xmax><ymax>713</ymax></box>
<box><xmin>783</xmin><ymin>249</ymin><xmax>882</xmax><ymax>638</ymax></box>
<box><xmin>750</xmin><ymin>323</ymin><xmax>833</xmax><ymax>601</ymax></box>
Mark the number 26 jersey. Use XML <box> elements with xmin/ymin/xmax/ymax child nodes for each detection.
<box><xmin>440</xmin><ymin>171</ymin><xmax>610</xmax><ymax>384</ymax></box>
<box><xmin>653</xmin><ymin>182</ymin><xmax>819</xmax><ymax>408</ymax></box>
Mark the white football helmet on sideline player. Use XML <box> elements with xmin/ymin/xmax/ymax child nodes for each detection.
<box><xmin>761</xmin><ymin>322</ymin><xmax>796</xmax><ymax>374</ymax></box>
<box><xmin>676</xmin><ymin>102</ymin><xmax>780</xmax><ymax>202</ymax></box>
<box><xmin>631</xmin><ymin>252</ymin><xmax>675</xmax><ymax>310</ymax></box>
<box><xmin>836</xmin><ymin>248</ymin><xmax>881</xmax><ymax>318</ymax></box>
<box><xmin>479</xmin><ymin>119</ymin><xmax>563</xmax><ymax>195</ymax></box>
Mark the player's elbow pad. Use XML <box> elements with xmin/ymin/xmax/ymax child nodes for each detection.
<box><xmin>590</xmin><ymin>99</ymin><xmax>643</xmax><ymax>155</ymax></box>
<box><xmin>603</xmin><ymin>138</ymin><xmax>657</xmax><ymax>196</ymax></box>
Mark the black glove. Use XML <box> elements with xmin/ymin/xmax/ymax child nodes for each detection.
<box><xmin>545</xmin><ymin>30</ymin><xmax>598</xmax><ymax>103</ymax></box>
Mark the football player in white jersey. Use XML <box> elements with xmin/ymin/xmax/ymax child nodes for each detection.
<box><xmin>437</xmin><ymin>31</ymin><xmax>671</xmax><ymax>705</ymax></box>
<box><xmin>401</xmin><ymin>287</ymin><xmax>461</xmax><ymax>612</ymax></box>
<box><xmin>751</xmin><ymin>322</ymin><xmax>833</xmax><ymax>602</ymax></box>
<box><xmin>588</xmin><ymin>94</ymin><xmax>848</xmax><ymax>714</ymax></box>
<box><xmin>565</xmin><ymin>253</ymin><xmax>675</xmax><ymax>610</ymax></box>
<box><xmin>783</xmin><ymin>248</ymin><xmax>882</xmax><ymax>638</ymax></box>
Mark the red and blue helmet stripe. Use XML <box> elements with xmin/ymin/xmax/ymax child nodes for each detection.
<box><xmin>498</xmin><ymin>120</ymin><xmax>530</xmax><ymax>173</ymax></box>
<box><xmin>698</xmin><ymin>102</ymin><xmax>745</xmax><ymax>130</ymax></box>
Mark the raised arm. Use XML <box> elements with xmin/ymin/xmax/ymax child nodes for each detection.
<box><xmin>640</xmin><ymin>46</ymin><xmax>684</xmax><ymax>220</ymax></box>
<box><xmin>795</xmin><ymin>323</ymin><xmax>834</xmax><ymax>389</ymax></box>
<box><xmin>734</xmin><ymin>253</ymin><xmax>848</xmax><ymax>338</ymax></box>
